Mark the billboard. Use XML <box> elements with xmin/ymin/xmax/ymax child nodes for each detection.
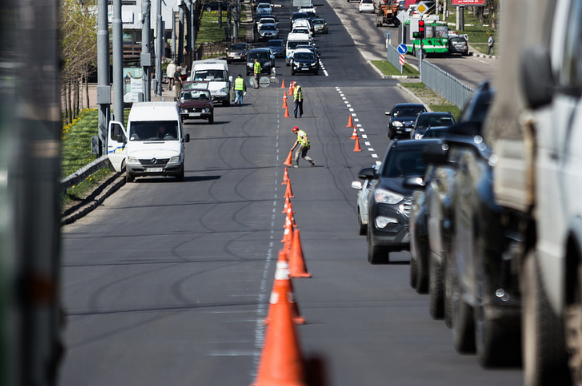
<box><xmin>451</xmin><ymin>0</ymin><xmax>486</xmax><ymax>5</ymax></box>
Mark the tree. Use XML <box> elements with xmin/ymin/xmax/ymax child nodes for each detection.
<box><xmin>60</xmin><ymin>0</ymin><xmax>97</xmax><ymax>124</ymax></box>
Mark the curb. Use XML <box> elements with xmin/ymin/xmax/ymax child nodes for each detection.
<box><xmin>61</xmin><ymin>173</ymin><xmax>126</xmax><ymax>226</ymax></box>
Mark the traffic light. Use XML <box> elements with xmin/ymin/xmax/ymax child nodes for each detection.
<box><xmin>417</xmin><ymin>19</ymin><xmax>425</xmax><ymax>39</ymax></box>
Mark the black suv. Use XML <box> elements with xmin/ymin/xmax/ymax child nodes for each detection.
<box><xmin>410</xmin><ymin>111</ymin><xmax>456</xmax><ymax>139</ymax></box>
<box><xmin>361</xmin><ymin>139</ymin><xmax>437</xmax><ymax>264</ymax></box>
<box><xmin>385</xmin><ymin>103</ymin><xmax>427</xmax><ymax>139</ymax></box>
<box><xmin>246</xmin><ymin>48</ymin><xmax>274</xmax><ymax>76</ymax></box>
<box><xmin>291</xmin><ymin>49</ymin><xmax>319</xmax><ymax>75</ymax></box>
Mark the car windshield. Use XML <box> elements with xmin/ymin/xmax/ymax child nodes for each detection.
<box><xmin>294</xmin><ymin>52</ymin><xmax>315</xmax><ymax>60</ymax></box>
<box><xmin>248</xmin><ymin>52</ymin><xmax>269</xmax><ymax>61</ymax></box>
<box><xmin>313</xmin><ymin>19</ymin><xmax>324</xmax><ymax>25</ymax></box>
<box><xmin>194</xmin><ymin>69</ymin><xmax>225</xmax><ymax>81</ymax></box>
<box><xmin>129</xmin><ymin>121</ymin><xmax>179</xmax><ymax>141</ymax></box>
<box><xmin>416</xmin><ymin>115</ymin><xmax>455</xmax><ymax>129</ymax></box>
<box><xmin>392</xmin><ymin>106</ymin><xmax>426</xmax><ymax>117</ymax></box>
<box><xmin>180</xmin><ymin>90</ymin><xmax>211</xmax><ymax>102</ymax></box>
<box><xmin>382</xmin><ymin>148</ymin><xmax>428</xmax><ymax>178</ymax></box>
<box><xmin>421</xmin><ymin>128</ymin><xmax>449</xmax><ymax>138</ymax></box>
<box><xmin>230</xmin><ymin>43</ymin><xmax>247</xmax><ymax>50</ymax></box>
<box><xmin>261</xmin><ymin>24</ymin><xmax>277</xmax><ymax>31</ymax></box>
<box><xmin>183</xmin><ymin>81</ymin><xmax>208</xmax><ymax>90</ymax></box>
<box><xmin>292</xmin><ymin>28</ymin><xmax>309</xmax><ymax>34</ymax></box>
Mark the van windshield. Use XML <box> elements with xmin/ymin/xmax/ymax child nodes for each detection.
<box><xmin>194</xmin><ymin>69</ymin><xmax>225</xmax><ymax>81</ymax></box>
<box><xmin>129</xmin><ymin>121</ymin><xmax>179</xmax><ymax>141</ymax></box>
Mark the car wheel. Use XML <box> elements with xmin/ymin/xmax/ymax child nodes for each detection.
<box><xmin>176</xmin><ymin>167</ymin><xmax>185</xmax><ymax>182</ymax></box>
<box><xmin>522</xmin><ymin>251</ymin><xmax>570</xmax><ymax>384</ymax></box>
<box><xmin>125</xmin><ymin>170</ymin><xmax>134</xmax><ymax>183</ymax></box>
<box><xmin>452</xmin><ymin>280</ymin><xmax>476</xmax><ymax>353</ymax></box>
<box><xmin>429</xmin><ymin>254</ymin><xmax>444</xmax><ymax>319</ymax></box>
<box><xmin>208</xmin><ymin>114</ymin><xmax>214</xmax><ymax>124</ymax></box>
<box><xmin>357</xmin><ymin>209</ymin><xmax>367</xmax><ymax>236</ymax></box>
<box><xmin>291</xmin><ymin>70</ymin><xmax>295</xmax><ymax>75</ymax></box>
<box><xmin>366</xmin><ymin>226</ymin><xmax>389</xmax><ymax>264</ymax></box>
<box><xmin>388</xmin><ymin>129</ymin><xmax>394</xmax><ymax>140</ymax></box>
<box><xmin>223</xmin><ymin>98</ymin><xmax>230</xmax><ymax>107</ymax></box>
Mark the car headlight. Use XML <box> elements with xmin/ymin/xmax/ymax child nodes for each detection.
<box><xmin>168</xmin><ymin>155</ymin><xmax>182</xmax><ymax>164</ymax></box>
<box><xmin>414</xmin><ymin>133</ymin><xmax>423</xmax><ymax>140</ymax></box>
<box><xmin>126</xmin><ymin>156</ymin><xmax>141</xmax><ymax>165</ymax></box>
<box><xmin>205</xmin><ymin>107</ymin><xmax>210</xmax><ymax>112</ymax></box>
<box><xmin>392</xmin><ymin>121</ymin><xmax>403</xmax><ymax>127</ymax></box>
<box><xmin>179</xmin><ymin>108</ymin><xmax>187</xmax><ymax>114</ymax></box>
<box><xmin>374</xmin><ymin>188</ymin><xmax>404</xmax><ymax>205</ymax></box>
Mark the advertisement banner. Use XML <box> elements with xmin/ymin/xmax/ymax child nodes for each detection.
<box><xmin>451</xmin><ymin>0</ymin><xmax>486</xmax><ymax>5</ymax></box>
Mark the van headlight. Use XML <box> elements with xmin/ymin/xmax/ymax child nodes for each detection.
<box><xmin>374</xmin><ymin>188</ymin><xmax>404</xmax><ymax>205</ymax></box>
<box><xmin>219</xmin><ymin>87</ymin><xmax>228</xmax><ymax>95</ymax></box>
<box><xmin>126</xmin><ymin>156</ymin><xmax>141</xmax><ymax>165</ymax></box>
<box><xmin>169</xmin><ymin>155</ymin><xmax>183</xmax><ymax>164</ymax></box>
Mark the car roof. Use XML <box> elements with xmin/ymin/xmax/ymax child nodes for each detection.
<box><xmin>294</xmin><ymin>48</ymin><xmax>314</xmax><ymax>54</ymax></box>
<box><xmin>390</xmin><ymin>138</ymin><xmax>441</xmax><ymax>149</ymax></box>
<box><xmin>393</xmin><ymin>103</ymin><xmax>426</xmax><ymax>108</ymax></box>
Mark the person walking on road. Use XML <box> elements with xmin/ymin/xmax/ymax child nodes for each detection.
<box><xmin>487</xmin><ymin>34</ymin><xmax>495</xmax><ymax>55</ymax></box>
<box><xmin>173</xmin><ymin>68</ymin><xmax>183</xmax><ymax>101</ymax></box>
<box><xmin>293</xmin><ymin>84</ymin><xmax>303</xmax><ymax>118</ymax></box>
<box><xmin>290</xmin><ymin>126</ymin><xmax>315</xmax><ymax>168</ymax></box>
<box><xmin>253</xmin><ymin>59</ymin><xmax>262</xmax><ymax>89</ymax></box>
<box><xmin>166</xmin><ymin>60</ymin><xmax>176</xmax><ymax>90</ymax></box>
<box><xmin>234</xmin><ymin>74</ymin><xmax>246</xmax><ymax>105</ymax></box>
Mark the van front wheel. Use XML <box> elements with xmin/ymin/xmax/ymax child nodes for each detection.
<box><xmin>125</xmin><ymin>170</ymin><xmax>134</xmax><ymax>183</ymax></box>
<box><xmin>176</xmin><ymin>167</ymin><xmax>185</xmax><ymax>182</ymax></box>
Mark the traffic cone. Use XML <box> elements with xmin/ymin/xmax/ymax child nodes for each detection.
<box><xmin>251</xmin><ymin>264</ymin><xmax>306</xmax><ymax>386</ymax></box>
<box><xmin>281</xmin><ymin>79</ymin><xmax>286</xmax><ymax>88</ymax></box>
<box><xmin>282</xmin><ymin>167</ymin><xmax>290</xmax><ymax>185</ymax></box>
<box><xmin>285</xmin><ymin>179</ymin><xmax>295</xmax><ymax>198</ymax></box>
<box><xmin>351</xmin><ymin>126</ymin><xmax>358</xmax><ymax>140</ymax></box>
<box><xmin>353</xmin><ymin>136</ymin><xmax>362</xmax><ymax>152</ymax></box>
<box><xmin>284</xmin><ymin>104</ymin><xmax>290</xmax><ymax>118</ymax></box>
<box><xmin>281</xmin><ymin>219</ymin><xmax>293</xmax><ymax>246</ymax></box>
<box><xmin>263</xmin><ymin>255</ymin><xmax>306</xmax><ymax>325</ymax></box>
<box><xmin>346</xmin><ymin>114</ymin><xmax>354</xmax><ymax>128</ymax></box>
<box><xmin>282</xmin><ymin>195</ymin><xmax>290</xmax><ymax>213</ymax></box>
<box><xmin>283</xmin><ymin>92</ymin><xmax>288</xmax><ymax>109</ymax></box>
<box><xmin>284</xmin><ymin>150</ymin><xmax>293</xmax><ymax>166</ymax></box>
<box><xmin>286</xmin><ymin>203</ymin><xmax>297</xmax><ymax>228</ymax></box>
<box><xmin>289</xmin><ymin>228</ymin><xmax>311</xmax><ymax>278</ymax></box>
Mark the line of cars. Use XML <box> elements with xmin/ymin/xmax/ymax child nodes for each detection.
<box><xmin>352</xmin><ymin>81</ymin><xmax>526</xmax><ymax>368</ymax></box>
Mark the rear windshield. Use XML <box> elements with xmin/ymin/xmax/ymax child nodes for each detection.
<box><xmin>180</xmin><ymin>90</ymin><xmax>211</xmax><ymax>102</ymax></box>
<box><xmin>382</xmin><ymin>148</ymin><xmax>428</xmax><ymax>178</ymax></box>
<box><xmin>193</xmin><ymin>69</ymin><xmax>226</xmax><ymax>81</ymax></box>
<box><xmin>129</xmin><ymin>121</ymin><xmax>179</xmax><ymax>141</ymax></box>
<box><xmin>294</xmin><ymin>52</ymin><xmax>315</xmax><ymax>60</ymax></box>
<box><xmin>415</xmin><ymin>115</ymin><xmax>455</xmax><ymax>129</ymax></box>
<box><xmin>287</xmin><ymin>41</ymin><xmax>308</xmax><ymax>50</ymax></box>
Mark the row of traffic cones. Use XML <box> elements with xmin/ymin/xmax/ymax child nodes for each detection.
<box><xmin>347</xmin><ymin>114</ymin><xmax>362</xmax><ymax>152</ymax></box>
<box><xmin>250</xmin><ymin>170</ymin><xmax>312</xmax><ymax>386</ymax></box>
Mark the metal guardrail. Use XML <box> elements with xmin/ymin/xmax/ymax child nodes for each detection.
<box><xmin>420</xmin><ymin>59</ymin><xmax>475</xmax><ymax>109</ymax></box>
<box><xmin>60</xmin><ymin>155</ymin><xmax>111</xmax><ymax>195</ymax></box>
<box><xmin>386</xmin><ymin>43</ymin><xmax>402</xmax><ymax>70</ymax></box>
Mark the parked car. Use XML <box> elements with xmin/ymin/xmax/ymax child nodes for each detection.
<box><xmin>267</xmin><ymin>39</ymin><xmax>285</xmax><ymax>58</ymax></box>
<box><xmin>449</xmin><ymin>34</ymin><xmax>469</xmax><ymax>56</ymax></box>
<box><xmin>291</xmin><ymin>49</ymin><xmax>319</xmax><ymax>75</ymax></box>
<box><xmin>408</xmin><ymin>81</ymin><xmax>494</xmax><ymax>325</ymax></box>
<box><xmin>246</xmin><ymin>47</ymin><xmax>275</xmax><ymax>75</ymax></box>
<box><xmin>364</xmin><ymin>139</ymin><xmax>436</xmax><ymax>264</ymax></box>
<box><xmin>411</xmin><ymin>112</ymin><xmax>456</xmax><ymax>139</ymax></box>
<box><xmin>385</xmin><ymin>103</ymin><xmax>427</xmax><ymax>140</ymax></box>
<box><xmin>351</xmin><ymin>164</ymin><xmax>379</xmax><ymax>235</ymax></box>
<box><xmin>177</xmin><ymin>88</ymin><xmax>214</xmax><ymax>124</ymax></box>
<box><xmin>359</xmin><ymin>0</ymin><xmax>375</xmax><ymax>13</ymax></box>
<box><xmin>226</xmin><ymin>42</ymin><xmax>248</xmax><ymax>63</ymax></box>
<box><xmin>312</xmin><ymin>18</ymin><xmax>328</xmax><ymax>34</ymax></box>
<box><xmin>258</xmin><ymin>23</ymin><xmax>279</xmax><ymax>40</ymax></box>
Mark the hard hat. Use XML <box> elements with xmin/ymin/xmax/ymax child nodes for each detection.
<box><xmin>292</xmin><ymin>126</ymin><xmax>299</xmax><ymax>132</ymax></box>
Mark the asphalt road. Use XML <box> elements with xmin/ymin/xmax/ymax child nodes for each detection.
<box><xmin>59</xmin><ymin>1</ymin><xmax>518</xmax><ymax>386</ymax></box>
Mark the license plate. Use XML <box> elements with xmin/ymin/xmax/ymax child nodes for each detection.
<box><xmin>147</xmin><ymin>167</ymin><xmax>163</xmax><ymax>172</ymax></box>
<box><xmin>189</xmin><ymin>112</ymin><xmax>201</xmax><ymax>117</ymax></box>
<box><xmin>405</xmin><ymin>128</ymin><xmax>412</xmax><ymax>132</ymax></box>
<box><xmin>301</xmin><ymin>67</ymin><xmax>309</xmax><ymax>70</ymax></box>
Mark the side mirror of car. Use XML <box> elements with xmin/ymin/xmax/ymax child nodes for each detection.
<box><xmin>183</xmin><ymin>133</ymin><xmax>190</xmax><ymax>143</ymax></box>
<box><xmin>351</xmin><ymin>180</ymin><xmax>363</xmax><ymax>190</ymax></box>
<box><xmin>385</xmin><ymin>111</ymin><xmax>391</xmax><ymax>116</ymax></box>
<box><xmin>520</xmin><ymin>45</ymin><xmax>556</xmax><ymax>109</ymax></box>
<box><xmin>403</xmin><ymin>176</ymin><xmax>425</xmax><ymax>190</ymax></box>
<box><xmin>357</xmin><ymin>167</ymin><xmax>377</xmax><ymax>180</ymax></box>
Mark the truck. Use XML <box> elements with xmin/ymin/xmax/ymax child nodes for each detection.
<box><xmin>375</xmin><ymin>0</ymin><xmax>400</xmax><ymax>27</ymax></box>
<box><xmin>484</xmin><ymin>0</ymin><xmax>582</xmax><ymax>384</ymax></box>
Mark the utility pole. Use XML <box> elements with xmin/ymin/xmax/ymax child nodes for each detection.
<box><xmin>178</xmin><ymin>0</ymin><xmax>185</xmax><ymax>66</ymax></box>
<box><xmin>141</xmin><ymin>0</ymin><xmax>152</xmax><ymax>101</ymax></box>
<box><xmin>155</xmin><ymin>0</ymin><xmax>163</xmax><ymax>96</ymax></box>
<box><xmin>97</xmin><ymin>0</ymin><xmax>111</xmax><ymax>156</ymax></box>
<box><xmin>113</xmin><ymin>0</ymin><xmax>124</xmax><ymax>121</ymax></box>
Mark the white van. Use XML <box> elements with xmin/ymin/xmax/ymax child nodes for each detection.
<box><xmin>286</xmin><ymin>32</ymin><xmax>312</xmax><ymax>65</ymax></box>
<box><xmin>188</xmin><ymin>59</ymin><xmax>232</xmax><ymax>106</ymax></box>
<box><xmin>107</xmin><ymin>101</ymin><xmax>190</xmax><ymax>182</ymax></box>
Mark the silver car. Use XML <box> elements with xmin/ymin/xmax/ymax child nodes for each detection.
<box><xmin>351</xmin><ymin>164</ymin><xmax>379</xmax><ymax>235</ymax></box>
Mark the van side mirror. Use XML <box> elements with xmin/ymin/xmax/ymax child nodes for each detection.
<box><xmin>183</xmin><ymin>133</ymin><xmax>190</xmax><ymax>143</ymax></box>
<box><xmin>520</xmin><ymin>46</ymin><xmax>554</xmax><ymax>109</ymax></box>
<box><xmin>115</xmin><ymin>134</ymin><xmax>127</xmax><ymax>143</ymax></box>
<box><xmin>229</xmin><ymin>76</ymin><xmax>233</xmax><ymax>83</ymax></box>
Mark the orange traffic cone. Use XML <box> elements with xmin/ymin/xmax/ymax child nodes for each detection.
<box><xmin>251</xmin><ymin>263</ymin><xmax>307</xmax><ymax>386</ymax></box>
<box><xmin>282</xmin><ymin>195</ymin><xmax>290</xmax><ymax>213</ymax></box>
<box><xmin>263</xmin><ymin>255</ymin><xmax>306</xmax><ymax>325</ymax></box>
<box><xmin>284</xmin><ymin>104</ymin><xmax>290</xmax><ymax>118</ymax></box>
<box><xmin>281</xmin><ymin>219</ymin><xmax>293</xmax><ymax>246</ymax></box>
<box><xmin>286</xmin><ymin>203</ymin><xmax>297</xmax><ymax>228</ymax></box>
<box><xmin>285</xmin><ymin>179</ymin><xmax>295</xmax><ymax>198</ymax></box>
<box><xmin>346</xmin><ymin>114</ymin><xmax>354</xmax><ymax>128</ymax></box>
<box><xmin>281</xmin><ymin>79</ymin><xmax>286</xmax><ymax>88</ymax></box>
<box><xmin>289</xmin><ymin>228</ymin><xmax>311</xmax><ymax>278</ymax></box>
<box><xmin>282</xmin><ymin>167</ymin><xmax>290</xmax><ymax>185</ymax></box>
<box><xmin>353</xmin><ymin>136</ymin><xmax>362</xmax><ymax>152</ymax></box>
<box><xmin>283</xmin><ymin>92</ymin><xmax>288</xmax><ymax>109</ymax></box>
<box><xmin>284</xmin><ymin>150</ymin><xmax>293</xmax><ymax>166</ymax></box>
<box><xmin>351</xmin><ymin>126</ymin><xmax>358</xmax><ymax>140</ymax></box>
